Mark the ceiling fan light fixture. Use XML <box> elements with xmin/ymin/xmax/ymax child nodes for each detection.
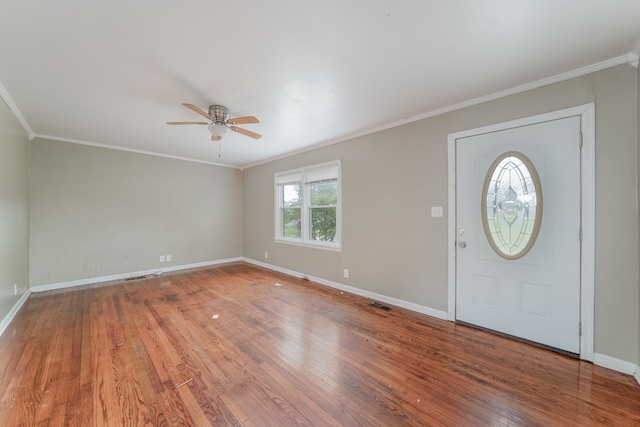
<box><xmin>208</xmin><ymin>123</ymin><xmax>229</xmax><ymax>138</ymax></box>
<box><xmin>168</xmin><ymin>103</ymin><xmax>261</xmax><ymax>141</ymax></box>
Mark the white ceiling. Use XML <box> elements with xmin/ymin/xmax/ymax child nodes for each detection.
<box><xmin>1</xmin><ymin>1</ymin><xmax>640</xmax><ymax>169</ymax></box>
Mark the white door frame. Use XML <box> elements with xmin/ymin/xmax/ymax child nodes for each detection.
<box><xmin>447</xmin><ymin>103</ymin><xmax>595</xmax><ymax>361</ymax></box>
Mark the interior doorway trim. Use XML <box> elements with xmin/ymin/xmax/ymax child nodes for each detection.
<box><xmin>446</xmin><ymin>103</ymin><xmax>595</xmax><ymax>361</ymax></box>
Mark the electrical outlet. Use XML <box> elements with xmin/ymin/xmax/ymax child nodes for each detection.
<box><xmin>343</xmin><ymin>269</ymin><xmax>349</xmax><ymax>278</ymax></box>
<box><xmin>166</xmin><ymin>254</ymin><xmax>172</xmax><ymax>262</ymax></box>
<box><xmin>265</xmin><ymin>252</ymin><xmax>268</xmax><ymax>259</ymax></box>
<box><xmin>13</xmin><ymin>284</ymin><xmax>17</xmax><ymax>295</ymax></box>
<box><xmin>160</xmin><ymin>255</ymin><xmax>165</xmax><ymax>263</ymax></box>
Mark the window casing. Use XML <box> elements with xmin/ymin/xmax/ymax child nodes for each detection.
<box><xmin>275</xmin><ymin>160</ymin><xmax>341</xmax><ymax>249</ymax></box>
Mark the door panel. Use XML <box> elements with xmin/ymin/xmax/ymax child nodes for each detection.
<box><xmin>455</xmin><ymin>116</ymin><xmax>581</xmax><ymax>354</ymax></box>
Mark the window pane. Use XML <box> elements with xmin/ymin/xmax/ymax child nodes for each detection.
<box><xmin>310</xmin><ymin>207</ymin><xmax>336</xmax><ymax>242</ymax></box>
<box><xmin>482</xmin><ymin>152</ymin><xmax>542</xmax><ymax>260</ymax></box>
<box><xmin>282</xmin><ymin>208</ymin><xmax>301</xmax><ymax>238</ymax></box>
<box><xmin>310</xmin><ymin>182</ymin><xmax>337</xmax><ymax>206</ymax></box>
<box><xmin>283</xmin><ymin>183</ymin><xmax>302</xmax><ymax>207</ymax></box>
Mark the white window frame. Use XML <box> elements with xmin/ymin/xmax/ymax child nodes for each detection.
<box><xmin>274</xmin><ymin>160</ymin><xmax>341</xmax><ymax>250</ymax></box>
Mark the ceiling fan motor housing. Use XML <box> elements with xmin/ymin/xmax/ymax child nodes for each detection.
<box><xmin>208</xmin><ymin>105</ymin><xmax>230</xmax><ymax>124</ymax></box>
<box><xmin>167</xmin><ymin>102</ymin><xmax>261</xmax><ymax>141</ymax></box>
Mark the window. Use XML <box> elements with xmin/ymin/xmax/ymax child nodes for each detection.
<box><xmin>481</xmin><ymin>151</ymin><xmax>542</xmax><ymax>260</ymax></box>
<box><xmin>275</xmin><ymin>160</ymin><xmax>341</xmax><ymax>249</ymax></box>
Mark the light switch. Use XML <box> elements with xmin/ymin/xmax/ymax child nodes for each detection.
<box><xmin>431</xmin><ymin>206</ymin><xmax>443</xmax><ymax>217</ymax></box>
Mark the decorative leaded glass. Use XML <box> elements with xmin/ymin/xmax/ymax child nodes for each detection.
<box><xmin>481</xmin><ymin>151</ymin><xmax>543</xmax><ymax>259</ymax></box>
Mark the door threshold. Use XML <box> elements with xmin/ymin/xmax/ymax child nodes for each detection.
<box><xmin>456</xmin><ymin>321</ymin><xmax>580</xmax><ymax>359</ymax></box>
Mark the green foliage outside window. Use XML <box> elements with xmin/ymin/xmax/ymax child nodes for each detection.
<box><xmin>282</xmin><ymin>183</ymin><xmax>302</xmax><ymax>238</ymax></box>
<box><xmin>309</xmin><ymin>182</ymin><xmax>337</xmax><ymax>242</ymax></box>
<box><xmin>282</xmin><ymin>208</ymin><xmax>301</xmax><ymax>238</ymax></box>
<box><xmin>310</xmin><ymin>207</ymin><xmax>336</xmax><ymax>241</ymax></box>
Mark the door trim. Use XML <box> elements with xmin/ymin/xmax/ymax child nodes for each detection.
<box><xmin>446</xmin><ymin>103</ymin><xmax>595</xmax><ymax>361</ymax></box>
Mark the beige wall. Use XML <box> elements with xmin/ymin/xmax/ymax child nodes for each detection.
<box><xmin>243</xmin><ymin>64</ymin><xmax>640</xmax><ymax>365</ymax></box>
<box><xmin>29</xmin><ymin>139</ymin><xmax>243</xmax><ymax>286</ymax></box>
<box><xmin>0</xmin><ymin>98</ymin><xmax>30</xmax><ymax>321</ymax></box>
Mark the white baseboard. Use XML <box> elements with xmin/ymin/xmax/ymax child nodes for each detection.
<box><xmin>29</xmin><ymin>257</ymin><xmax>244</xmax><ymax>293</ymax></box>
<box><xmin>0</xmin><ymin>289</ymin><xmax>31</xmax><ymax>337</ymax></box>
<box><xmin>593</xmin><ymin>352</ymin><xmax>640</xmax><ymax>378</ymax></box>
<box><xmin>243</xmin><ymin>258</ymin><xmax>448</xmax><ymax>321</ymax></box>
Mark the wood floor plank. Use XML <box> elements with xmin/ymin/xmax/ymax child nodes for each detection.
<box><xmin>88</xmin><ymin>293</ymin><xmax>121</xmax><ymax>425</ymax></box>
<box><xmin>35</xmin><ymin>292</ymin><xmax>76</xmax><ymax>426</ymax></box>
<box><xmin>133</xmin><ymin>302</ymin><xmax>204</xmax><ymax>425</ymax></box>
<box><xmin>0</xmin><ymin>262</ymin><xmax>638</xmax><ymax>426</ymax></box>
<box><xmin>1</xmin><ymin>294</ymin><xmax>69</xmax><ymax>426</ymax></box>
<box><xmin>59</xmin><ymin>290</ymin><xmax>86</xmax><ymax>427</ymax></box>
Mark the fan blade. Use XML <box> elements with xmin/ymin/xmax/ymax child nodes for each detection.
<box><xmin>182</xmin><ymin>103</ymin><xmax>214</xmax><ymax>120</ymax></box>
<box><xmin>231</xmin><ymin>126</ymin><xmax>262</xmax><ymax>139</ymax></box>
<box><xmin>166</xmin><ymin>121</ymin><xmax>209</xmax><ymax>125</ymax></box>
<box><xmin>228</xmin><ymin>116</ymin><xmax>259</xmax><ymax>125</ymax></box>
<box><xmin>211</xmin><ymin>134</ymin><xmax>221</xmax><ymax>141</ymax></box>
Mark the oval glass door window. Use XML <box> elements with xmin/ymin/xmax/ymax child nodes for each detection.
<box><xmin>481</xmin><ymin>151</ymin><xmax>543</xmax><ymax>259</ymax></box>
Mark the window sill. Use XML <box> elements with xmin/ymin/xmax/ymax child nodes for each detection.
<box><xmin>274</xmin><ymin>238</ymin><xmax>342</xmax><ymax>252</ymax></box>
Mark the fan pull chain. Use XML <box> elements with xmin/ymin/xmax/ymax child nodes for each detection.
<box><xmin>218</xmin><ymin>140</ymin><xmax>222</xmax><ymax>157</ymax></box>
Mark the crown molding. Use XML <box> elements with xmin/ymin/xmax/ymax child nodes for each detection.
<box><xmin>2</xmin><ymin>49</ymin><xmax>638</xmax><ymax>170</ymax></box>
<box><xmin>243</xmin><ymin>54</ymin><xmax>634</xmax><ymax>170</ymax></box>
<box><xmin>33</xmin><ymin>134</ymin><xmax>241</xmax><ymax>169</ymax></box>
<box><xmin>0</xmin><ymin>81</ymin><xmax>35</xmax><ymax>139</ymax></box>
<box><xmin>629</xmin><ymin>39</ymin><xmax>640</xmax><ymax>67</ymax></box>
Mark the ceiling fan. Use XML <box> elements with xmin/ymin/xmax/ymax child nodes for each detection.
<box><xmin>167</xmin><ymin>103</ymin><xmax>261</xmax><ymax>141</ymax></box>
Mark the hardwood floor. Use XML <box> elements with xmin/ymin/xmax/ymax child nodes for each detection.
<box><xmin>0</xmin><ymin>263</ymin><xmax>638</xmax><ymax>426</ymax></box>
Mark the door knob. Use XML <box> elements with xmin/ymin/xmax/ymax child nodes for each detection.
<box><xmin>458</xmin><ymin>241</ymin><xmax>467</xmax><ymax>248</ymax></box>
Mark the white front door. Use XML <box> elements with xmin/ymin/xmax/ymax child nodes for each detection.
<box><xmin>455</xmin><ymin>116</ymin><xmax>581</xmax><ymax>354</ymax></box>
